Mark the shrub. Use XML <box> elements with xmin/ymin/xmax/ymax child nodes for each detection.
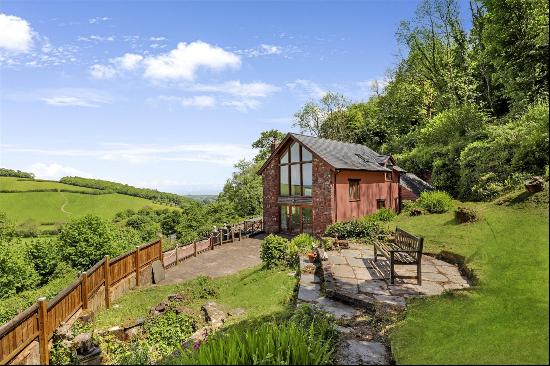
<box><xmin>324</xmin><ymin>217</ymin><xmax>385</xmax><ymax>240</ymax></box>
<box><xmin>26</xmin><ymin>238</ymin><xmax>63</xmax><ymax>285</ymax></box>
<box><xmin>170</xmin><ymin>305</ymin><xmax>336</xmax><ymax>365</ymax></box>
<box><xmin>290</xmin><ymin>233</ymin><xmax>316</xmax><ymax>253</ymax></box>
<box><xmin>455</xmin><ymin>207</ymin><xmax>479</xmax><ymax>224</ymax></box>
<box><xmin>190</xmin><ymin>275</ymin><xmax>217</xmax><ymax>299</ymax></box>
<box><xmin>0</xmin><ymin>211</ymin><xmax>15</xmax><ymax>241</ymax></box>
<box><xmin>417</xmin><ymin>191</ymin><xmax>453</xmax><ymax>213</ymax></box>
<box><xmin>260</xmin><ymin>234</ymin><xmax>290</xmax><ymax>268</ymax></box>
<box><xmin>0</xmin><ymin>239</ymin><xmax>40</xmax><ymax>298</ymax></box>
<box><xmin>144</xmin><ymin>310</ymin><xmax>196</xmax><ymax>360</ymax></box>
<box><xmin>368</xmin><ymin>208</ymin><xmax>397</xmax><ymax>222</ymax></box>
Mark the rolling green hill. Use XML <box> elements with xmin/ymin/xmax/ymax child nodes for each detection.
<box><xmin>0</xmin><ymin>177</ymin><xmax>177</xmax><ymax>230</ymax></box>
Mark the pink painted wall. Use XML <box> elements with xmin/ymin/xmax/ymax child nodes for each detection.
<box><xmin>335</xmin><ymin>170</ymin><xmax>400</xmax><ymax>222</ymax></box>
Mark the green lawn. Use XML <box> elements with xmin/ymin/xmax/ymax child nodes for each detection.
<box><xmin>91</xmin><ymin>267</ymin><xmax>297</xmax><ymax>330</ymax></box>
<box><xmin>0</xmin><ymin>177</ymin><xmax>102</xmax><ymax>193</ymax></box>
<box><xmin>389</xmin><ymin>190</ymin><xmax>549</xmax><ymax>364</ymax></box>
<box><xmin>0</xmin><ymin>191</ymin><xmax>170</xmax><ymax>226</ymax></box>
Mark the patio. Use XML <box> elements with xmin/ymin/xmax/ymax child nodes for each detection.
<box><xmin>319</xmin><ymin>243</ymin><xmax>470</xmax><ymax>308</ymax></box>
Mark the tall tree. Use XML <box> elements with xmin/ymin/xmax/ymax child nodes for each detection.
<box><xmin>293</xmin><ymin>92</ymin><xmax>349</xmax><ymax>137</ymax></box>
<box><xmin>251</xmin><ymin>129</ymin><xmax>285</xmax><ymax>163</ymax></box>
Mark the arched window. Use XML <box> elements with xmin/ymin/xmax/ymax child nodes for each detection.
<box><xmin>280</xmin><ymin>142</ymin><xmax>313</xmax><ymax>196</ymax></box>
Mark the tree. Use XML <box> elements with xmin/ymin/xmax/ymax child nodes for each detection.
<box><xmin>220</xmin><ymin>159</ymin><xmax>263</xmax><ymax>218</ymax></box>
<box><xmin>293</xmin><ymin>92</ymin><xmax>349</xmax><ymax>137</ymax></box>
<box><xmin>251</xmin><ymin>129</ymin><xmax>286</xmax><ymax>163</ymax></box>
<box><xmin>0</xmin><ymin>212</ymin><xmax>15</xmax><ymax>241</ymax></box>
<box><xmin>0</xmin><ymin>239</ymin><xmax>39</xmax><ymax>298</ymax></box>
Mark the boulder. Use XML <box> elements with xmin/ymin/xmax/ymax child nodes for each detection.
<box><xmin>455</xmin><ymin>207</ymin><xmax>478</xmax><ymax>224</ymax></box>
<box><xmin>152</xmin><ymin>260</ymin><xmax>165</xmax><ymax>284</ymax></box>
<box><xmin>73</xmin><ymin>333</ymin><xmax>93</xmax><ymax>355</ymax></box>
<box><xmin>53</xmin><ymin>322</ymin><xmax>73</xmax><ymax>341</ymax></box>
<box><xmin>168</xmin><ymin>293</ymin><xmax>185</xmax><ymax>302</ymax></box>
<box><xmin>77</xmin><ymin>310</ymin><xmax>94</xmax><ymax>324</ymax></box>
<box><xmin>105</xmin><ymin>326</ymin><xmax>125</xmax><ymax>341</ymax></box>
<box><xmin>202</xmin><ymin>302</ymin><xmax>226</xmax><ymax>329</ymax></box>
<box><xmin>228</xmin><ymin>308</ymin><xmax>246</xmax><ymax>317</ymax></box>
<box><xmin>125</xmin><ymin>326</ymin><xmax>142</xmax><ymax>340</ymax></box>
<box><xmin>525</xmin><ymin>176</ymin><xmax>545</xmax><ymax>193</ymax></box>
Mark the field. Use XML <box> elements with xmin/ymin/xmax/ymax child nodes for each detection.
<box><xmin>0</xmin><ymin>177</ymin><xmax>174</xmax><ymax>229</ymax></box>
<box><xmin>389</xmin><ymin>189</ymin><xmax>549</xmax><ymax>364</ymax></box>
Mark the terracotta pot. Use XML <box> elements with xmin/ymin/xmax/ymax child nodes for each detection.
<box><xmin>307</xmin><ymin>252</ymin><xmax>317</xmax><ymax>263</ymax></box>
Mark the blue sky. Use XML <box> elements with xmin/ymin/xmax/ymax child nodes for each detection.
<box><xmin>0</xmin><ymin>1</ymin><xmax>471</xmax><ymax>194</ymax></box>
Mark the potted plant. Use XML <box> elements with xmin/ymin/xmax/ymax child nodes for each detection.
<box><xmin>307</xmin><ymin>251</ymin><xmax>318</xmax><ymax>263</ymax></box>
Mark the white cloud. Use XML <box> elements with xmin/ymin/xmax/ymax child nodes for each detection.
<box><xmin>112</xmin><ymin>53</ymin><xmax>143</xmax><ymax>71</ymax></box>
<box><xmin>180</xmin><ymin>95</ymin><xmax>216</xmax><ymax>108</ymax></box>
<box><xmin>29</xmin><ymin>163</ymin><xmax>91</xmax><ymax>180</ymax></box>
<box><xmin>189</xmin><ymin>80</ymin><xmax>280</xmax><ymax>98</ymax></box>
<box><xmin>77</xmin><ymin>35</ymin><xmax>115</xmax><ymax>42</ymax></box>
<box><xmin>149</xmin><ymin>36</ymin><xmax>166</xmax><ymax>41</ymax></box>
<box><xmin>88</xmin><ymin>17</ymin><xmax>111</xmax><ymax>24</ymax></box>
<box><xmin>89</xmin><ymin>64</ymin><xmax>117</xmax><ymax>79</ymax></box>
<box><xmin>6</xmin><ymin>142</ymin><xmax>255</xmax><ymax>166</ymax></box>
<box><xmin>39</xmin><ymin>88</ymin><xmax>112</xmax><ymax>107</ymax></box>
<box><xmin>143</xmin><ymin>41</ymin><xmax>241</xmax><ymax>81</ymax></box>
<box><xmin>286</xmin><ymin>79</ymin><xmax>326</xmax><ymax>99</ymax></box>
<box><xmin>0</xmin><ymin>13</ymin><xmax>33</xmax><ymax>53</ymax></box>
<box><xmin>222</xmin><ymin>99</ymin><xmax>260</xmax><ymax>112</ymax></box>
<box><xmin>260</xmin><ymin>44</ymin><xmax>281</xmax><ymax>55</ymax></box>
<box><xmin>236</xmin><ymin>44</ymin><xmax>283</xmax><ymax>57</ymax></box>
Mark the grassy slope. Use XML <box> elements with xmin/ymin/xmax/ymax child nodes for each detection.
<box><xmin>92</xmin><ymin>267</ymin><xmax>297</xmax><ymax>330</ymax></box>
<box><xmin>389</xmin><ymin>190</ymin><xmax>549</xmax><ymax>364</ymax></box>
<box><xmin>0</xmin><ymin>191</ymin><xmax>170</xmax><ymax>225</ymax></box>
<box><xmin>0</xmin><ymin>177</ymin><xmax>101</xmax><ymax>193</ymax></box>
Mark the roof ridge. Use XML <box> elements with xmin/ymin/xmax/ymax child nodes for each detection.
<box><xmin>290</xmin><ymin>133</ymin><xmax>381</xmax><ymax>156</ymax></box>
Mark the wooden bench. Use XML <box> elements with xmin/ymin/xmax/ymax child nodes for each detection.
<box><xmin>374</xmin><ymin>228</ymin><xmax>424</xmax><ymax>285</ymax></box>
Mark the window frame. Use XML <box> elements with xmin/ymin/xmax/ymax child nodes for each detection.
<box><xmin>376</xmin><ymin>199</ymin><xmax>386</xmax><ymax>209</ymax></box>
<box><xmin>279</xmin><ymin>142</ymin><xmax>313</xmax><ymax>197</ymax></box>
<box><xmin>385</xmin><ymin>172</ymin><xmax>393</xmax><ymax>181</ymax></box>
<box><xmin>348</xmin><ymin>178</ymin><xmax>361</xmax><ymax>202</ymax></box>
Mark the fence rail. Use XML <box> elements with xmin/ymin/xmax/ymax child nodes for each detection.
<box><xmin>0</xmin><ymin>217</ymin><xmax>263</xmax><ymax>365</ymax></box>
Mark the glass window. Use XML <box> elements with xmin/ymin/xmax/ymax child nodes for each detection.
<box><xmin>290</xmin><ymin>142</ymin><xmax>300</xmax><ymax>162</ymax></box>
<box><xmin>290</xmin><ymin>207</ymin><xmax>301</xmax><ymax>234</ymax></box>
<box><xmin>280</xmin><ymin>165</ymin><xmax>289</xmax><ymax>196</ymax></box>
<box><xmin>302</xmin><ymin>147</ymin><xmax>312</xmax><ymax>161</ymax></box>
<box><xmin>302</xmin><ymin>207</ymin><xmax>313</xmax><ymax>233</ymax></box>
<box><xmin>377</xmin><ymin>199</ymin><xmax>386</xmax><ymax>209</ymax></box>
<box><xmin>280</xmin><ymin>151</ymin><xmax>289</xmax><ymax>165</ymax></box>
<box><xmin>280</xmin><ymin>206</ymin><xmax>288</xmax><ymax>230</ymax></box>
<box><xmin>291</xmin><ymin>164</ymin><xmax>301</xmax><ymax>195</ymax></box>
<box><xmin>349</xmin><ymin>179</ymin><xmax>360</xmax><ymax>201</ymax></box>
<box><xmin>385</xmin><ymin>172</ymin><xmax>392</xmax><ymax>181</ymax></box>
<box><xmin>302</xmin><ymin>163</ymin><xmax>312</xmax><ymax>196</ymax></box>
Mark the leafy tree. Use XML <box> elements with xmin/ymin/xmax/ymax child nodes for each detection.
<box><xmin>251</xmin><ymin>129</ymin><xmax>285</xmax><ymax>163</ymax></box>
<box><xmin>26</xmin><ymin>238</ymin><xmax>63</xmax><ymax>286</ymax></box>
<box><xmin>220</xmin><ymin>159</ymin><xmax>263</xmax><ymax>218</ymax></box>
<box><xmin>0</xmin><ymin>212</ymin><xmax>15</xmax><ymax>241</ymax></box>
<box><xmin>293</xmin><ymin>92</ymin><xmax>349</xmax><ymax>137</ymax></box>
<box><xmin>0</xmin><ymin>239</ymin><xmax>39</xmax><ymax>298</ymax></box>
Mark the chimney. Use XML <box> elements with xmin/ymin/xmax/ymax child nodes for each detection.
<box><xmin>270</xmin><ymin>137</ymin><xmax>279</xmax><ymax>153</ymax></box>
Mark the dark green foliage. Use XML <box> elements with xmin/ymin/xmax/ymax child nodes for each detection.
<box><xmin>0</xmin><ymin>168</ymin><xmax>34</xmax><ymax>179</ymax></box>
<box><xmin>26</xmin><ymin>238</ymin><xmax>63</xmax><ymax>285</ymax></box>
<box><xmin>290</xmin><ymin>233</ymin><xmax>315</xmax><ymax>253</ymax></box>
<box><xmin>0</xmin><ymin>238</ymin><xmax>40</xmax><ymax>299</ymax></box>
<box><xmin>251</xmin><ymin>129</ymin><xmax>286</xmax><ymax>163</ymax></box>
<box><xmin>191</xmin><ymin>275</ymin><xmax>217</xmax><ymax>299</ymax></box>
<box><xmin>59</xmin><ymin>176</ymin><xmax>192</xmax><ymax>206</ymax></box>
<box><xmin>455</xmin><ymin>207</ymin><xmax>479</xmax><ymax>224</ymax></box>
<box><xmin>417</xmin><ymin>191</ymin><xmax>453</xmax><ymax>213</ymax></box>
<box><xmin>324</xmin><ymin>217</ymin><xmax>386</xmax><ymax>240</ymax></box>
<box><xmin>219</xmin><ymin>159</ymin><xmax>263</xmax><ymax>218</ymax></box>
<box><xmin>0</xmin><ymin>211</ymin><xmax>15</xmax><ymax>241</ymax></box>
<box><xmin>144</xmin><ymin>310</ymin><xmax>196</xmax><ymax>358</ymax></box>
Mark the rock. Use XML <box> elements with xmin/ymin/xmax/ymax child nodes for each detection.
<box><xmin>105</xmin><ymin>326</ymin><xmax>125</xmax><ymax>341</ymax></box>
<box><xmin>455</xmin><ymin>207</ymin><xmax>478</xmax><ymax>224</ymax></box>
<box><xmin>312</xmin><ymin>297</ymin><xmax>359</xmax><ymax>319</ymax></box>
<box><xmin>73</xmin><ymin>333</ymin><xmax>93</xmax><ymax>355</ymax></box>
<box><xmin>53</xmin><ymin>322</ymin><xmax>73</xmax><ymax>341</ymax></box>
<box><xmin>228</xmin><ymin>308</ymin><xmax>246</xmax><ymax>317</ymax></box>
<box><xmin>152</xmin><ymin>260</ymin><xmax>165</xmax><ymax>284</ymax></box>
<box><xmin>297</xmin><ymin>284</ymin><xmax>321</xmax><ymax>302</ymax></box>
<box><xmin>525</xmin><ymin>176</ymin><xmax>544</xmax><ymax>193</ymax></box>
<box><xmin>77</xmin><ymin>310</ymin><xmax>94</xmax><ymax>324</ymax></box>
<box><xmin>125</xmin><ymin>326</ymin><xmax>142</xmax><ymax>340</ymax></box>
<box><xmin>155</xmin><ymin>302</ymin><xmax>168</xmax><ymax>313</ymax></box>
<box><xmin>202</xmin><ymin>302</ymin><xmax>226</xmax><ymax>328</ymax></box>
<box><xmin>335</xmin><ymin>325</ymin><xmax>353</xmax><ymax>334</ymax></box>
<box><xmin>122</xmin><ymin>317</ymin><xmax>145</xmax><ymax>330</ymax></box>
<box><xmin>174</xmin><ymin>306</ymin><xmax>194</xmax><ymax>316</ymax></box>
<box><xmin>168</xmin><ymin>293</ymin><xmax>185</xmax><ymax>302</ymax></box>
<box><xmin>339</xmin><ymin>340</ymin><xmax>388</xmax><ymax>365</ymax></box>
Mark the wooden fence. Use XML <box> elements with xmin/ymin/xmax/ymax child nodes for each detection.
<box><xmin>0</xmin><ymin>218</ymin><xmax>263</xmax><ymax>365</ymax></box>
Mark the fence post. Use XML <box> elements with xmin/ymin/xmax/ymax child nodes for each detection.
<box><xmin>239</xmin><ymin>228</ymin><xmax>242</xmax><ymax>241</ymax></box>
<box><xmin>159</xmin><ymin>239</ymin><xmax>164</xmax><ymax>267</ymax></box>
<box><xmin>175</xmin><ymin>242</ymin><xmax>179</xmax><ymax>265</ymax></box>
<box><xmin>81</xmin><ymin>272</ymin><xmax>89</xmax><ymax>310</ymax></box>
<box><xmin>231</xmin><ymin>226</ymin><xmax>235</xmax><ymax>242</ymax></box>
<box><xmin>104</xmin><ymin>255</ymin><xmax>111</xmax><ymax>309</ymax></box>
<box><xmin>37</xmin><ymin>297</ymin><xmax>49</xmax><ymax>365</ymax></box>
<box><xmin>135</xmin><ymin>246</ymin><xmax>140</xmax><ymax>287</ymax></box>
<box><xmin>194</xmin><ymin>240</ymin><xmax>197</xmax><ymax>257</ymax></box>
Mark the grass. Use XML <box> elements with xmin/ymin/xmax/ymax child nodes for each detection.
<box><xmin>0</xmin><ymin>191</ymin><xmax>170</xmax><ymax>227</ymax></box>
<box><xmin>0</xmin><ymin>177</ymin><xmax>102</xmax><ymax>193</ymax></box>
<box><xmin>91</xmin><ymin>266</ymin><xmax>297</xmax><ymax>330</ymax></box>
<box><xmin>388</xmin><ymin>188</ymin><xmax>549</xmax><ymax>364</ymax></box>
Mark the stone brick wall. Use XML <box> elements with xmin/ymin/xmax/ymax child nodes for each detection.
<box><xmin>312</xmin><ymin>157</ymin><xmax>334</xmax><ymax>235</ymax></box>
<box><xmin>262</xmin><ymin>156</ymin><xmax>280</xmax><ymax>233</ymax></box>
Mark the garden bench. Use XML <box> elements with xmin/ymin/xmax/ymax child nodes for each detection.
<box><xmin>374</xmin><ymin>228</ymin><xmax>424</xmax><ymax>285</ymax></box>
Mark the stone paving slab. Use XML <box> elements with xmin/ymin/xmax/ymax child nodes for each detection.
<box><xmin>321</xmin><ymin>243</ymin><xmax>470</xmax><ymax>308</ymax></box>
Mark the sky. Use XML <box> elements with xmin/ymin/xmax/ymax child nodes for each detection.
<box><xmin>0</xmin><ymin>0</ymin><xmax>471</xmax><ymax>195</ymax></box>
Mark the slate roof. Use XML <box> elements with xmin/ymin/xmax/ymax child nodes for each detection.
<box><xmin>400</xmin><ymin>173</ymin><xmax>434</xmax><ymax>197</ymax></box>
<box><xmin>289</xmin><ymin>133</ymin><xmax>391</xmax><ymax>172</ymax></box>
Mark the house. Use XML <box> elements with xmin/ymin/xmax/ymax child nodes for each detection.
<box><xmin>400</xmin><ymin>172</ymin><xmax>434</xmax><ymax>201</ymax></box>
<box><xmin>257</xmin><ymin>133</ymin><xmax>430</xmax><ymax>235</ymax></box>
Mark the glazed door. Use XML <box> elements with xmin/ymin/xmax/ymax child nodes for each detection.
<box><xmin>280</xmin><ymin>205</ymin><xmax>313</xmax><ymax>234</ymax></box>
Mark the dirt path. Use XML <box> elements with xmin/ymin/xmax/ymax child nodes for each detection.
<box><xmin>59</xmin><ymin>191</ymin><xmax>72</xmax><ymax>215</ymax></box>
<box><xmin>159</xmin><ymin>234</ymin><xmax>265</xmax><ymax>285</ymax></box>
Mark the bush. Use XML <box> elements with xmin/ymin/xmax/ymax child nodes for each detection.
<box><xmin>169</xmin><ymin>304</ymin><xmax>336</xmax><ymax>365</ymax></box>
<box><xmin>190</xmin><ymin>276</ymin><xmax>217</xmax><ymax>299</ymax></box>
<box><xmin>144</xmin><ymin>310</ymin><xmax>196</xmax><ymax>360</ymax></box>
<box><xmin>15</xmin><ymin>219</ymin><xmax>40</xmax><ymax>237</ymax></box>
<box><xmin>0</xmin><ymin>211</ymin><xmax>15</xmax><ymax>241</ymax></box>
<box><xmin>455</xmin><ymin>207</ymin><xmax>479</xmax><ymax>224</ymax></box>
<box><xmin>260</xmin><ymin>234</ymin><xmax>291</xmax><ymax>268</ymax></box>
<box><xmin>368</xmin><ymin>208</ymin><xmax>397</xmax><ymax>222</ymax></box>
<box><xmin>26</xmin><ymin>238</ymin><xmax>63</xmax><ymax>285</ymax></box>
<box><xmin>324</xmin><ymin>217</ymin><xmax>386</xmax><ymax>240</ymax></box>
<box><xmin>417</xmin><ymin>191</ymin><xmax>453</xmax><ymax>213</ymax></box>
<box><xmin>290</xmin><ymin>233</ymin><xmax>316</xmax><ymax>253</ymax></box>
<box><xmin>0</xmin><ymin>239</ymin><xmax>40</xmax><ymax>298</ymax></box>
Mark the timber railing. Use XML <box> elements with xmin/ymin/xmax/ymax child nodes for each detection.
<box><xmin>0</xmin><ymin>217</ymin><xmax>263</xmax><ymax>365</ymax></box>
